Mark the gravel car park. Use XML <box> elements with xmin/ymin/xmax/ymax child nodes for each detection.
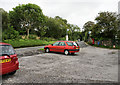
<box><xmin>1</xmin><ymin>42</ymin><xmax>118</xmax><ymax>83</ymax></box>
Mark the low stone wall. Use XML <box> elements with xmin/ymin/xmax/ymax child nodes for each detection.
<box><xmin>88</xmin><ymin>38</ymin><xmax>120</xmax><ymax>47</ymax></box>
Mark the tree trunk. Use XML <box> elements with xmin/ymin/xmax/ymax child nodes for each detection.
<box><xmin>27</xmin><ymin>28</ymin><xmax>29</xmax><ymax>39</ymax></box>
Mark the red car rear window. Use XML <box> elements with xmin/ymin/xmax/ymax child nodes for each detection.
<box><xmin>0</xmin><ymin>45</ymin><xmax>15</xmax><ymax>56</ymax></box>
<box><xmin>66</xmin><ymin>42</ymin><xmax>73</xmax><ymax>46</ymax></box>
<box><xmin>66</xmin><ymin>42</ymin><xmax>78</xmax><ymax>46</ymax></box>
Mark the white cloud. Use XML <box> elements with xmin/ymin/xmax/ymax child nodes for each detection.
<box><xmin>0</xmin><ymin>0</ymin><xmax>119</xmax><ymax>29</ymax></box>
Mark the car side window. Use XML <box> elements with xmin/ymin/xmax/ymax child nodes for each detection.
<box><xmin>66</xmin><ymin>42</ymin><xmax>73</xmax><ymax>46</ymax></box>
<box><xmin>53</xmin><ymin>42</ymin><xmax>60</xmax><ymax>46</ymax></box>
<box><xmin>59</xmin><ymin>42</ymin><xmax>66</xmax><ymax>46</ymax></box>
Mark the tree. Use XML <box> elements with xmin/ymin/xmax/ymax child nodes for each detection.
<box><xmin>83</xmin><ymin>21</ymin><xmax>94</xmax><ymax>32</ymax></box>
<box><xmin>44</xmin><ymin>16</ymin><xmax>68</xmax><ymax>39</ymax></box>
<box><xmin>117</xmin><ymin>14</ymin><xmax>120</xmax><ymax>40</ymax></box>
<box><xmin>67</xmin><ymin>24</ymin><xmax>81</xmax><ymax>40</ymax></box>
<box><xmin>83</xmin><ymin>21</ymin><xmax>94</xmax><ymax>41</ymax></box>
<box><xmin>94</xmin><ymin>11</ymin><xmax>118</xmax><ymax>40</ymax></box>
<box><xmin>0</xmin><ymin>8</ymin><xmax>9</xmax><ymax>31</ymax></box>
<box><xmin>9</xmin><ymin>3</ymin><xmax>45</xmax><ymax>38</ymax></box>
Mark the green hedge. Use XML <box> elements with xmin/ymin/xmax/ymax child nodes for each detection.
<box><xmin>3</xmin><ymin>39</ymin><xmax>55</xmax><ymax>48</ymax></box>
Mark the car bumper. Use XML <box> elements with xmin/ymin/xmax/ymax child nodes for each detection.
<box><xmin>0</xmin><ymin>61</ymin><xmax>19</xmax><ymax>75</ymax></box>
<box><xmin>68</xmin><ymin>49</ymin><xmax>80</xmax><ymax>53</ymax></box>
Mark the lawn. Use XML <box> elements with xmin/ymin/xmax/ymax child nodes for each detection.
<box><xmin>3</xmin><ymin>39</ymin><xmax>56</xmax><ymax>48</ymax></box>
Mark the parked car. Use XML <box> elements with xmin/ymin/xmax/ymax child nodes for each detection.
<box><xmin>44</xmin><ymin>41</ymin><xmax>80</xmax><ymax>55</ymax></box>
<box><xmin>0</xmin><ymin>42</ymin><xmax>19</xmax><ymax>75</ymax></box>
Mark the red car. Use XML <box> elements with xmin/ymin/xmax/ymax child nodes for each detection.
<box><xmin>44</xmin><ymin>41</ymin><xmax>80</xmax><ymax>55</ymax></box>
<box><xmin>0</xmin><ymin>42</ymin><xmax>19</xmax><ymax>75</ymax></box>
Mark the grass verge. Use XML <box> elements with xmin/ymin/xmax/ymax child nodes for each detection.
<box><xmin>3</xmin><ymin>39</ymin><xmax>56</xmax><ymax>48</ymax></box>
<box><xmin>39</xmin><ymin>48</ymin><xmax>44</xmax><ymax>51</ymax></box>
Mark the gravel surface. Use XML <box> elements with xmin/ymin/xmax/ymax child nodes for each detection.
<box><xmin>15</xmin><ymin>46</ymin><xmax>44</xmax><ymax>57</ymax></box>
<box><xmin>1</xmin><ymin>42</ymin><xmax>119</xmax><ymax>83</ymax></box>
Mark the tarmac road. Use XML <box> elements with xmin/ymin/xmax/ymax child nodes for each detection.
<box><xmin>2</xmin><ymin>41</ymin><xmax>119</xmax><ymax>83</ymax></box>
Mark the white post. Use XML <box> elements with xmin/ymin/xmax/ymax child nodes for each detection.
<box><xmin>66</xmin><ymin>35</ymin><xmax>68</xmax><ymax>41</ymax></box>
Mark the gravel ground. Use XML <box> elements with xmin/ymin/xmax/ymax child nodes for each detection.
<box><xmin>1</xmin><ymin>42</ymin><xmax>119</xmax><ymax>83</ymax></box>
<box><xmin>15</xmin><ymin>46</ymin><xmax>44</xmax><ymax>57</ymax></box>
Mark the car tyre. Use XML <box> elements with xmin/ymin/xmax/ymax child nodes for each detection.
<box><xmin>45</xmin><ymin>48</ymin><xmax>49</xmax><ymax>53</ymax></box>
<box><xmin>8</xmin><ymin>71</ymin><xmax>16</xmax><ymax>75</ymax></box>
<box><xmin>71</xmin><ymin>53</ymin><xmax>75</xmax><ymax>55</ymax></box>
<box><xmin>64</xmin><ymin>50</ymin><xmax>69</xmax><ymax>55</ymax></box>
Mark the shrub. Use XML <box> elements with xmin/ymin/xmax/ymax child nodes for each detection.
<box><xmin>2</xmin><ymin>25</ymin><xmax>19</xmax><ymax>40</ymax></box>
<box><xmin>29</xmin><ymin>34</ymin><xmax>38</xmax><ymax>39</ymax></box>
<box><xmin>58</xmin><ymin>37</ymin><xmax>66</xmax><ymax>41</ymax></box>
<box><xmin>41</xmin><ymin>37</ymin><xmax>56</xmax><ymax>41</ymax></box>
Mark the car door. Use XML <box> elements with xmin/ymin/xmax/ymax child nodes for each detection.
<box><xmin>51</xmin><ymin>41</ymin><xmax>60</xmax><ymax>52</ymax></box>
<box><xmin>57</xmin><ymin>42</ymin><xmax>66</xmax><ymax>52</ymax></box>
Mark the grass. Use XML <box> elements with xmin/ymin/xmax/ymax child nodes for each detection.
<box><xmin>39</xmin><ymin>48</ymin><xmax>44</xmax><ymax>51</ymax></box>
<box><xmin>3</xmin><ymin>39</ymin><xmax>56</xmax><ymax>48</ymax></box>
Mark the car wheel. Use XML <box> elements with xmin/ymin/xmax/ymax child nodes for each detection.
<box><xmin>64</xmin><ymin>50</ymin><xmax>69</xmax><ymax>55</ymax></box>
<box><xmin>45</xmin><ymin>48</ymin><xmax>49</xmax><ymax>53</ymax></box>
<box><xmin>8</xmin><ymin>71</ymin><xmax>16</xmax><ymax>75</ymax></box>
<box><xmin>71</xmin><ymin>53</ymin><xmax>75</xmax><ymax>55</ymax></box>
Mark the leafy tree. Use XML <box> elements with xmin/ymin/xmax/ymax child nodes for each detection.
<box><xmin>94</xmin><ymin>11</ymin><xmax>118</xmax><ymax>40</ymax></box>
<box><xmin>83</xmin><ymin>21</ymin><xmax>94</xmax><ymax>32</ymax></box>
<box><xmin>83</xmin><ymin>21</ymin><xmax>94</xmax><ymax>41</ymax></box>
<box><xmin>9</xmin><ymin>3</ymin><xmax>45</xmax><ymax>38</ymax></box>
<box><xmin>0</xmin><ymin>8</ymin><xmax>9</xmax><ymax>31</ymax></box>
<box><xmin>44</xmin><ymin>16</ymin><xmax>68</xmax><ymax>39</ymax></box>
<box><xmin>67</xmin><ymin>24</ymin><xmax>81</xmax><ymax>40</ymax></box>
<box><xmin>117</xmin><ymin>14</ymin><xmax>120</xmax><ymax>40</ymax></box>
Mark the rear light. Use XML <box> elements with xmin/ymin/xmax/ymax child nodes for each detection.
<box><xmin>73</xmin><ymin>46</ymin><xmax>75</xmax><ymax>49</ymax></box>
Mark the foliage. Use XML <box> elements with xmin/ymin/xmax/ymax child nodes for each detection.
<box><xmin>84</xmin><ymin>32</ymin><xmax>88</xmax><ymax>42</ymax></box>
<box><xmin>9</xmin><ymin>3</ymin><xmax>45</xmax><ymax>38</ymax></box>
<box><xmin>39</xmin><ymin>48</ymin><xmax>44</xmax><ymax>51</ymax></box>
<box><xmin>2</xmin><ymin>25</ymin><xmax>19</xmax><ymax>40</ymax></box>
<box><xmin>1</xmin><ymin>4</ymin><xmax>82</xmax><ymax>41</ymax></box>
<box><xmin>41</xmin><ymin>37</ymin><xmax>56</xmax><ymax>41</ymax></box>
<box><xmin>92</xmin><ymin>12</ymin><xmax>118</xmax><ymax>39</ymax></box>
<box><xmin>67</xmin><ymin>24</ymin><xmax>81</xmax><ymax>40</ymax></box>
<box><xmin>44</xmin><ymin>16</ymin><xmax>67</xmax><ymax>39</ymax></box>
<box><xmin>0</xmin><ymin>8</ymin><xmax>9</xmax><ymax>31</ymax></box>
<box><xmin>83</xmin><ymin>21</ymin><xmax>94</xmax><ymax>32</ymax></box>
<box><xmin>58</xmin><ymin>37</ymin><xmax>66</xmax><ymax>41</ymax></box>
<box><xmin>29</xmin><ymin>34</ymin><xmax>38</xmax><ymax>39</ymax></box>
<box><xmin>83</xmin><ymin>11</ymin><xmax>119</xmax><ymax>45</ymax></box>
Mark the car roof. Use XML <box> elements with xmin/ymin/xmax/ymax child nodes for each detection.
<box><xmin>0</xmin><ymin>42</ymin><xmax>11</xmax><ymax>45</ymax></box>
<box><xmin>57</xmin><ymin>41</ymin><xmax>74</xmax><ymax>42</ymax></box>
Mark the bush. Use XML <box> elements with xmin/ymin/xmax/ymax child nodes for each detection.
<box><xmin>58</xmin><ymin>37</ymin><xmax>66</xmax><ymax>41</ymax></box>
<box><xmin>29</xmin><ymin>34</ymin><xmax>38</xmax><ymax>39</ymax></box>
<box><xmin>2</xmin><ymin>25</ymin><xmax>19</xmax><ymax>40</ymax></box>
<box><xmin>41</xmin><ymin>37</ymin><xmax>56</xmax><ymax>41</ymax></box>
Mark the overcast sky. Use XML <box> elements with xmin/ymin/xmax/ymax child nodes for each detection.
<box><xmin>0</xmin><ymin>0</ymin><xmax>119</xmax><ymax>29</ymax></box>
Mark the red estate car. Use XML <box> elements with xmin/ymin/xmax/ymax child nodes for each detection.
<box><xmin>44</xmin><ymin>41</ymin><xmax>80</xmax><ymax>55</ymax></box>
<box><xmin>0</xmin><ymin>42</ymin><xmax>19</xmax><ymax>75</ymax></box>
